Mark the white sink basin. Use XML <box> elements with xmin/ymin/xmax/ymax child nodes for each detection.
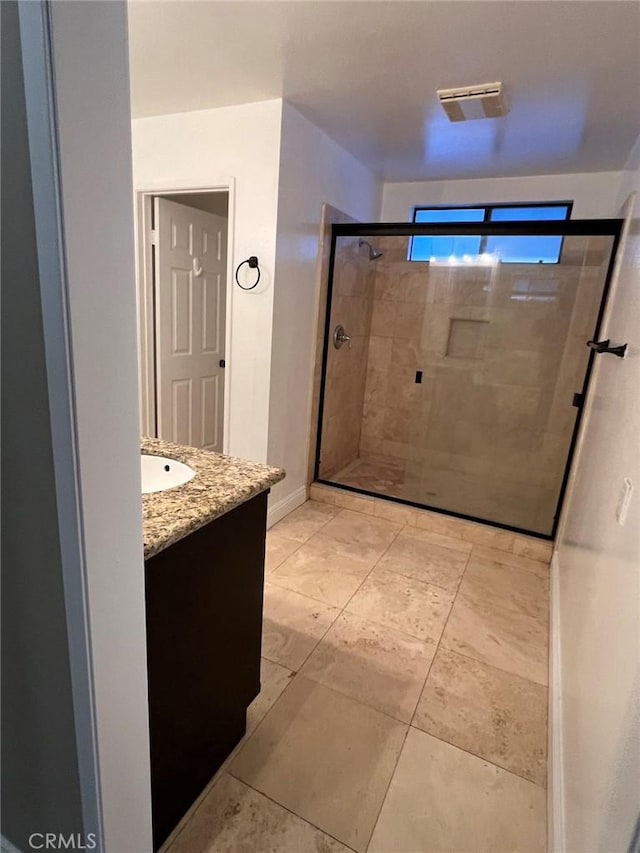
<box><xmin>141</xmin><ymin>454</ymin><xmax>196</xmax><ymax>494</ymax></box>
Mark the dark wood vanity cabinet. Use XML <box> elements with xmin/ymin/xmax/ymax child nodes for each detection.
<box><xmin>144</xmin><ymin>490</ymin><xmax>268</xmax><ymax>850</ymax></box>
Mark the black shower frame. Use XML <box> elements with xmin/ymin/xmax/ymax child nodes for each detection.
<box><xmin>314</xmin><ymin>218</ymin><xmax>623</xmax><ymax>541</ymax></box>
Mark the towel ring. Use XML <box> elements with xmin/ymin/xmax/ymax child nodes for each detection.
<box><xmin>235</xmin><ymin>256</ymin><xmax>261</xmax><ymax>291</ymax></box>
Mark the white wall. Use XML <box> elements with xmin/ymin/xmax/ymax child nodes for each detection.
<box><xmin>131</xmin><ymin>100</ymin><xmax>283</xmax><ymax>464</ymax></box>
<box><xmin>553</xmin><ymin>137</ymin><xmax>640</xmax><ymax>852</ymax></box>
<box><xmin>3</xmin><ymin>4</ymin><xmax>87</xmax><ymax>847</ymax></box>
<box><xmin>381</xmin><ymin>171</ymin><xmax>624</xmax><ymax>221</ymax></box>
<box><xmin>267</xmin><ymin>102</ymin><xmax>381</xmax><ymax>518</ymax></box>
<box><xmin>50</xmin><ymin>2</ymin><xmax>153</xmax><ymax>850</ymax></box>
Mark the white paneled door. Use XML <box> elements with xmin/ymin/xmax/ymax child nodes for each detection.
<box><xmin>154</xmin><ymin>197</ymin><xmax>227</xmax><ymax>450</ymax></box>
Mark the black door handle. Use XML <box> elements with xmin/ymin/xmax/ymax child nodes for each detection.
<box><xmin>586</xmin><ymin>339</ymin><xmax>627</xmax><ymax>358</ymax></box>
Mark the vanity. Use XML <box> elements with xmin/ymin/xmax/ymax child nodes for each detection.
<box><xmin>141</xmin><ymin>438</ymin><xmax>285</xmax><ymax>850</ymax></box>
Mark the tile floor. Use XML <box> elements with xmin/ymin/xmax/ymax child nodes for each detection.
<box><xmin>164</xmin><ymin>498</ymin><xmax>550</xmax><ymax>853</ymax></box>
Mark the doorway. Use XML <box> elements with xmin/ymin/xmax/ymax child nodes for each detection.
<box><xmin>137</xmin><ymin>190</ymin><xmax>230</xmax><ymax>452</ymax></box>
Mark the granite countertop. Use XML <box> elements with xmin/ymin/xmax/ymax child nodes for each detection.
<box><xmin>142</xmin><ymin>437</ymin><xmax>285</xmax><ymax>559</ymax></box>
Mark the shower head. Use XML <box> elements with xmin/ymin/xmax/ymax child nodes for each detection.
<box><xmin>358</xmin><ymin>238</ymin><xmax>383</xmax><ymax>261</ymax></box>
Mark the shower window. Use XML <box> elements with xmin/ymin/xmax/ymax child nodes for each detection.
<box><xmin>410</xmin><ymin>202</ymin><xmax>572</xmax><ymax>263</ymax></box>
<box><xmin>315</xmin><ymin>218</ymin><xmax>621</xmax><ymax>539</ymax></box>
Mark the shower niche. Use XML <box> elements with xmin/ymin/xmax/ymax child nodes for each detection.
<box><xmin>314</xmin><ymin>219</ymin><xmax>621</xmax><ymax>538</ymax></box>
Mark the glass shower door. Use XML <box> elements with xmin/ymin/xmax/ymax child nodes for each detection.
<box><xmin>316</xmin><ymin>224</ymin><xmax>619</xmax><ymax>537</ymax></box>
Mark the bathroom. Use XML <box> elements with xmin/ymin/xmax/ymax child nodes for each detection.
<box><xmin>3</xmin><ymin>2</ymin><xmax>640</xmax><ymax>853</ymax></box>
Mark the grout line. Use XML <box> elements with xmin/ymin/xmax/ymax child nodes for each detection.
<box><xmin>284</xmin><ymin>525</ymin><xmax>410</xmax><ymax>673</ymax></box>
<box><xmin>407</xmin><ymin>722</ymin><xmax>548</xmax><ymax>791</ymax></box>
<box><xmin>262</xmin><ymin>578</ymin><xmax>342</xmax><ymax>611</ymax></box>
<box><xmin>365</xmin><ymin>722</ymin><xmax>410</xmax><ymax>852</ymax></box>
<box><xmin>426</xmin><ymin>644</ymin><xmax>550</xmax><ymax>692</ymax></box>
<box><xmin>469</xmin><ymin>543</ymin><xmax>552</xmax><ymax>578</ymax></box>
<box><xmin>408</xmin><ymin>546</ymin><xmax>472</xmax><ymax>729</ymax></box>
<box><xmin>160</xmin><ymin>759</ymin><xmax>229</xmax><ymax>852</ymax></box>
<box><xmin>265</xmin><ymin>539</ymin><xmax>304</xmax><ymax>574</ymax></box>
<box><xmin>337</xmin><ymin>520</ymin><xmax>406</xmax><ymax>614</ymax></box>
<box><xmin>299</xmin><ymin>634</ymin><xmax>438</xmax><ymax>727</ymax></box>
<box><xmin>375</xmin><ymin>559</ymin><xmax>466</xmax><ymax>596</ymax></box>
<box><xmin>164</xmin><ymin>655</ymin><xmax>303</xmax><ymax>850</ymax></box>
<box><xmin>262</xmin><ymin>586</ymin><xmax>344</xmax><ymax>672</ymax></box>
<box><xmin>271</xmin><ymin>500</ymin><xmax>340</xmax><ymax>544</ymax></box>
<box><xmin>229</xmin><ymin>676</ymin><xmax>412</xmax><ymax>850</ymax></box>
<box><xmin>267</xmin><ymin>495</ymin><xmax>549</xmax><ymax>841</ymax></box>
<box><xmin>225</xmin><ymin>771</ymin><xmax>358</xmax><ymax>852</ymax></box>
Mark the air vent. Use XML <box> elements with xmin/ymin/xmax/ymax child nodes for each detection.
<box><xmin>437</xmin><ymin>82</ymin><xmax>507</xmax><ymax>122</ymax></box>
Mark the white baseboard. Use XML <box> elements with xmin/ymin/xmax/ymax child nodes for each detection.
<box><xmin>267</xmin><ymin>484</ymin><xmax>307</xmax><ymax>529</ymax></box>
<box><xmin>549</xmin><ymin>550</ymin><xmax>566</xmax><ymax>853</ymax></box>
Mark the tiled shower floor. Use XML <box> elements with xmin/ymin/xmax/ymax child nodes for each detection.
<box><xmin>163</xmin><ymin>493</ymin><xmax>550</xmax><ymax>853</ymax></box>
<box><xmin>331</xmin><ymin>455</ymin><xmax>556</xmax><ymax>534</ymax></box>
<box><xmin>332</xmin><ymin>456</ymin><xmax>406</xmax><ymax>496</ymax></box>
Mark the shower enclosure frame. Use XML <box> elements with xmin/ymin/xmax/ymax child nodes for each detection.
<box><xmin>314</xmin><ymin>218</ymin><xmax>623</xmax><ymax>540</ymax></box>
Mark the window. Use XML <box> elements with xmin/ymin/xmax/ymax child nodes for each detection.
<box><xmin>410</xmin><ymin>202</ymin><xmax>572</xmax><ymax>264</ymax></box>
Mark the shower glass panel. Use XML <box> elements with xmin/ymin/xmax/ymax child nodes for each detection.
<box><xmin>316</xmin><ymin>221</ymin><xmax>620</xmax><ymax>538</ymax></box>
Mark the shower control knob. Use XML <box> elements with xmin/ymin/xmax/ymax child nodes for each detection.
<box><xmin>333</xmin><ymin>325</ymin><xmax>352</xmax><ymax>349</ymax></box>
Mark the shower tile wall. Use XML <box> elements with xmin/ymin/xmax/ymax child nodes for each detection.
<box><xmin>318</xmin><ymin>239</ymin><xmax>375</xmax><ymax>479</ymax></box>
<box><xmin>308</xmin><ymin>204</ymin><xmax>359</xmax><ymax>486</ymax></box>
<box><xmin>349</xmin><ymin>236</ymin><xmax>607</xmax><ymax>534</ymax></box>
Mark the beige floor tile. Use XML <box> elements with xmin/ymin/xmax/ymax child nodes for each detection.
<box><xmin>413</xmin><ymin>648</ymin><xmax>547</xmax><ymax>785</ymax></box>
<box><xmin>265</xmin><ymin>533</ymin><xmax>301</xmax><ymax>575</ymax></box>
<box><xmin>246</xmin><ymin>658</ymin><xmax>295</xmax><ymax>735</ymax></box>
<box><xmin>331</xmin><ymin>491</ymin><xmax>378</xmax><ymax>515</ymax></box>
<box><xmin>270</xmin><ymin>501</ymin><xmax>338</xmax><ymax>543</ymax></box>
<box><xmin>472</xmin><ymin>544</ymin><xmax>550</xmax><ymax>579</ymax></box>
<box><xmin>168</xmin><ymin>773</ymin><xmax>351</xmax><ymax>853</ymax></box>
<box><xmin>513</xmin><ymin>536</ymin><xmax>554</xmax><ymax>563</ymax></box>
<box><xmin>376</xmin><ymin>527</ymin><xmax>470</xmax><ymax>592</ymax></box>
<box><xmin>346</xmin><ymin>567</ymin><xmax>454</xmax><ymax>643</ymax></box>
<box><xmin>461</xmin><ymin>523</ymin><xmax>516</xmax><ymax>552</ymax></box>
<box><xmin>318</xmin><ymin>509</ymin><xmax>401</xmax><ymax>561</ymax></box>
<box><xmin>460</xmin><ymin>554</ymin><xmax>549</xmax><ymax>622</ymax></box>
<box><xmin>368</xmin><ymin>728</ymin><xmax>546</xmax><ymax>853</ymax></box>
<box><xmin>300</xmin><ymin>611</ymin><xmax>435</xmax><ymax>722</ymax></box>
<box><xmin>269</xmin><ymin>538</ymin><xmax>374</xmax><ymax>608</ymax></box>
<box><xmin>371</xmin><ymin>500</ymin><xmax>418</xmax><ymax>526</ymax></box>
<box><xmin>308</xmin><ymin>483</ymin><xmax>336</xmax><ymax>505</ymax></box>
<box><xmin>231</xmin><ymin>677</ymin><xmax>407</xmax><ymax>853</ymax></box>
<box><xmin>398</xmin><ymin>525</ymin><xmax>472</xmax><ymax>555</ymax></box>
<box><xmin>441</xmin><ymin>594</ymin><xmax>548</xmax><ymax>685</ymax></box>
<box><xmin>261</xmin><ymin>583</ymin><xmax>340</xmax><ymax>670</ymax></box>
<box><xmin>413</xmin><ymin>510</ymin><xmax>468</xmax><ymax>538</ymax></box>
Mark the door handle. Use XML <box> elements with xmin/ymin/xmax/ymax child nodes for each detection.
<box><xmin>333</xmin><ymin>324</ymin><xmax>352</xmax><ymax>349</ymax></box>
<box><xmin>586</xmin><ymin>339</ymin><xmax>627</xmax><ymax>358</ymax></box>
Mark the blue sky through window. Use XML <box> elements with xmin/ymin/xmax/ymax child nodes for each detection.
<box><xmin>410</xmin><ymin>203</ymin><xmax>570</xmax><ymax>263</ymax></box>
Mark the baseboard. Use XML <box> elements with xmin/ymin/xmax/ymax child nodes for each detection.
<box><xmin>549</xmin><ymin>550</ymin><xmax>566</xmax><ymax>853</ymax></box>
<box><xmin>267</xmin><ymin>484</ymin><xmax>307</xmax><ymax>529</ymax></box>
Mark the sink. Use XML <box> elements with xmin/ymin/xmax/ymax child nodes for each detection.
<box><xmin>141</xmin><ymin>454</ymin><xmax>196</xmax><ymax>494</ymax></box>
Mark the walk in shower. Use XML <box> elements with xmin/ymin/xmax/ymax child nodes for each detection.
<box><xmin>314</xmin><ymin>218</ymin><xmax>621</xmax><ymax>538</ymax></box>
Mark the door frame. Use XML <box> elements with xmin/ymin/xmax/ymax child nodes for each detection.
<box><xmin>134</xmin><ymin>180</ymin><xmax>235</xmax><ymax>453</ymax></box>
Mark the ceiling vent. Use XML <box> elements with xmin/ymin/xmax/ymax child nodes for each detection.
<box><xmin>437</xmin><ymin>82</ymin><xmax>507</xmax><ymax>122</ymax></box>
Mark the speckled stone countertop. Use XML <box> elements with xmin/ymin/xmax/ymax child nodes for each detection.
<box><xmin>142</xmin><ymin>437</ymin><xmax>285</xmax><ymax>559</ymax></box>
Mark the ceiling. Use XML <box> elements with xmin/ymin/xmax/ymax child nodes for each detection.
<box><xmin>127</xmin><ymin>1</ymin><xmax>640</xmax><ymax>182</ymax></box>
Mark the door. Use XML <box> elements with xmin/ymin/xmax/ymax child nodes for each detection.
<box><xmin>154</xmin><ymin>197</ymin><xmax>227</xmax><ymax>450</ymax></box>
